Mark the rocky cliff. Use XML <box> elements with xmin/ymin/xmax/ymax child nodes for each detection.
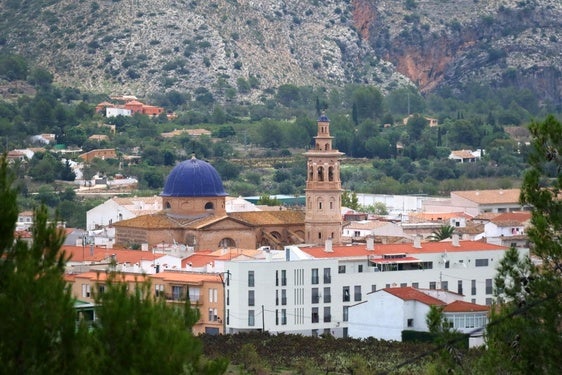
<box><xmin>1</xmin><ymin>0</ymin><xmax>560</xmax><ymax>105</ymax></box>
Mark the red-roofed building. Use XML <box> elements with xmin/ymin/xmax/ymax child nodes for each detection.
<box><xmin>221</xmin><ymin>239</ymin><xmax>526</xmax><ymax>338</ymax></box>
<box><xmin>349</xmin><ymin>287</ymin><xmax>489</xmax><ymax>346</ymax></box>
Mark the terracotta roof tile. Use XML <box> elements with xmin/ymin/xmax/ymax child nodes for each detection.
<box><xmin>150</xmin><ymin>271</ymin><xmax>222</xmax><ymax>284</ymax></box>
<box><xmin>62</xmin><ymin>245</ymin><xmax>164</xmax><ymax>263</ymax></box>
<box><xmin>229</xmin><ymin>210</ymin><xmax>305</xmax><ymax>225</ymax></box>
<box><xmin>299</xmin><ymin>240</ymin><xmax>506</xmax><ymax>259</ymax></box>
<box><xmin>383</xmin><ymin>287</ymin><xmax>446</xmax><ymax>306</ymax></box>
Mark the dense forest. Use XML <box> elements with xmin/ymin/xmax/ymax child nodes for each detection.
<box><xmin>0</xmin><ymin>53</ymin><xmax>560</xmax><ymax>228</ymax></box>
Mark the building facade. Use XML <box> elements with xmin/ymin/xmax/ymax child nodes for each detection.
<box><xmin>304</xmin><ymin>114</ymin><xmax>344</xmax><ymax>245</ymax></box>
<box><xmin>221</xmin><ymin>239</ymin><xmax>526</xmax><ymax>337</ymax></box>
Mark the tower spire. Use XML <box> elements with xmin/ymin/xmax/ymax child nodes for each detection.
<box><xmin>304</xmin><ymin>113</ymin><xmax>344</xmax><ymax>245</ymax></box>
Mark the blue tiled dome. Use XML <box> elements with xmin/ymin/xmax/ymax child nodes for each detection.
<box><xmin>162</xmin><ymin>157</ymin><xmax>227</xmax><ymax>197</ymax></box>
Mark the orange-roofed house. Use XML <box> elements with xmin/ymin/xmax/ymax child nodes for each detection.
<box><xmin>348</xmin><ymin>287</ymin><xmax>489</xmax><ymax>346</ymax></box>
<box><xmin>70</xmin><ymin>271</ymin><xmax>148</xmax><ymax>304</ymax></box>
<box><xmin>149</xmin><ymin>271</ymin><xmax>224</xmax><ymax>335</ymax></box>
<box><xmin>79</xmin><ymin>148</ymin><xmax>117</xmax><ymax>162</ymax></box>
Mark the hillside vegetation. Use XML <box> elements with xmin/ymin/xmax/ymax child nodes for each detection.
<box><xmin>0</xmin><ymin>0</ymin><xmax>560</xmax><ymax>106</ymax></box>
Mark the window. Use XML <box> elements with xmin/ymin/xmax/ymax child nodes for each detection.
<box><xmin>343</xmin><ymin>306</ymin><xmax>349</xmax><ymax>322</ymax></box>
<box><xmin>189</xmin><ymin>287</ymin><xmax>200</xmax><ymax>302</ymax></box>
<box><xmin>312</xmin><ymin>288</ymin><xmax>320</xmax><ymax>304</ymax></box>
<box><xmin>82</xmin><ymin>284</ymin><xmax>91</xmax><ymax>298</ymax></box>
<box><xmin>312</xmin><ymin>307</ymin><xmax>319</xmax><ymax>323</ymax></box>
<box><xmin>400</xmin><ymin>283</ymin><xmax>407</xmax><ymax>287</ymax></box>
<box><xmin>354</xmin><ymin>231</ymin><xmax>361</xmax><ymax>237</ymax></box>
<box><xmin>275</xmin><ymin>270</ymin><xmax>279</xmax><ymax>286</ymax></box>
<box><xmin>475</xmin><ymin>258</ymin><xmax>489</xmax><ymax>267</ymax></box>
<box><xmin>343</xmin><ymin>286</ymin><xmax>350</xmax><ymax>302</ymax></box>
<box><xmin>358</xmin><ymin>264</ymin><xmax>363</xmax><ymax>273</ymax></box>
<box><xmin>371</xmin><ymin>284</ymin><xmax>377</xmax><ymax>292</ymax></box>
<box><xmin>471</xmin><ymin>280</ymin><xmax>477</xmax><ymax>295</ymax></box>
<box><xmin>155</xmin><ymin>284</ymin><xmax>164</xmax><ymax>297</ymax></box>
<box><xmin>226</xmin><ymin>290</ymin><xmax>230</xmax><ymax>305</ymax></box>
<box><xmin>97</xmin><ymin>284</ymin><xmax>105</xmax><ymax>294</ymax></box>
<box><xmin>323</xmin><ymin>267</ymin><xmax>331</xmax><ymax>284</ymax></box>
<box><xmin>281</xmin><ymin>309</ymin><xmax>287</xmax><ymax>325</ymax></box>
<box><xmin>209</xmin><ymin>288</ymin><xmax>218</xmax><ymax>303</ymax></box>
<box><xmin>338</xmin><ymin>265</ymin><xmax>346</xmax><ymax>274</ymax></box>
<box><xmin>323</xmin><ymin>307</ymin><xmax>331</xmax><ymax>322</ymax></box>
<box><xmin>276</xmin><ymin>290</ymin><xmax>279</xmax><ymax>306</ymax></box>
<box><xmin>323</xmin><ymin>287</ymin><xmax>331</xmax><ymax>303</ymax></box>
<box><xmin>281</xmin><ymin>270</ymin><xmax>287</xmax><ymax>286</ymax></box>
<box><xmin>172</xmin><ymin>285</ymin><xmax>183</xmax><ymax>300</ymax></box>
<box><xmin>248</xmin><ymin>310</ymin><xmax>255</xmax><ymax>326</ymax></box>
<box><xmin>208</xmin><ymin>308</ymin><xmax>218</xmax><ymax>321</ymax></box>
<box><xmin>412</xmin><ymin>282</ymin><xmax>419</xmax><ymax>289</ymax></box>
<box><xmin>486</xmin><ymin>279</ymin><xmax>493</xmax><ymax>294</ymax></box>
<box><xmin>248</xmin><ymin>270</ymin><xmax>255</xmax><ymax>287</ymax></box>
<box><xmin>407</xmin><ymin>319</ymin><xmax>414</xmax><ymax>327</ymax></box>
<box><xmin>354</xmin><ymin>285</ymin><xmax>361</xmax><ymax>301</ymax></box>
<box><xmin>429</xmin><ymin>282</ymin><xmax>436</xmax><ymax>290</ymax></box>
<box><xmin>281</xmin><ymin>289</ymin><xmax>287</xmax><ymax>305</ymax></box>
<box><xmin>311</xmin><ymin>268</ymin><xmax>319</xmax><ymax>284</ymax></box>
<box><xmin>486</xmin><ymin>298</ymin><xmax>493</xmax><ymax>306</ymax></box>
<box><xmin>441</xmin><ymin>281</ymin><xmax>448</xmax><ymax>291</ymax></box>
<box><xmin>458</xmin><ymin>280</ymin><xmax>463</xmax><ymax>295</ymax></box>
<box><xmin>248</xmin><ymin>290</ymin><xmax>255</xmax><ymax>306</ymax></box>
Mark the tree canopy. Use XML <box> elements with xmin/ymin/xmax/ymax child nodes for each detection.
<box><xmin>0</xmin><ymin>155</ymin><xmax>228</xmax><ymax>374</ymax></box>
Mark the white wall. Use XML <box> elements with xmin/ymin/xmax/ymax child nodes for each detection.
<box><xmin>222</xmin><ymin>245</ymin><xmax>528</xmax><ymax>337</ymax></box>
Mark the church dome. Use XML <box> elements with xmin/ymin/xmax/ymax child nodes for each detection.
<box><xmin>161</xmin><ymin>157</ymin><xmax>227</xmax><ymax>197</ymax></box>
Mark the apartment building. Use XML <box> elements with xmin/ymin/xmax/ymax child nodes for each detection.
<box><xmin>221</xmin><ymin>237</ymin><xmax>527</xmax><ymax>338</ymax></box>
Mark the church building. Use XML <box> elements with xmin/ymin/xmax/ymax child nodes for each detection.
<box><xmin>114</xmin><ymin>114</ymin><xmax>343</xmax><ymax>251</ymax></box>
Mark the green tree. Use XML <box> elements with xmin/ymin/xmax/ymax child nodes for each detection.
<box><xmin>0</xmin><ymin>156</ymin><xmax>91</xmax><ymax>374</ymax></box>
<box><xmin>0</xmin><ymin>155</ymin><xmax>228</xmax><ymax>375</ymax></box>
<box><xmin>342</xmin><ymin>190</ymin><xmax>359</xmax><ymax>210</ymax></box>
<box><xmin>428</xmin><ymin>225</ymin><xmax>455</xmax><ymax>241</ymax></box>
<box><xmin>92</xmin><ymin>273</ymin><xmax>227</xmax><ymax>374</ymax></box>
<box><xmin>475</xmin><ymin>115</ymin><xmax>562</xmax><ymax>374</ymax></box>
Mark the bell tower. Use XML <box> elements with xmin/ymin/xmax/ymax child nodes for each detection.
<box><xmin>304</xmin><ymin>113</ymin><xmax>344</xmax><ymax>245</ymax></box>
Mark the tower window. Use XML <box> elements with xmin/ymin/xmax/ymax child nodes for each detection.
<box><xmin>205</xmin><ymin>202</ymin><xmax>214</xmax><ymax>210</ymax></box>
<box><xmin>165</xmin><ymin>202</ymin><xmax>171</xmax><ymax>209</ymax></box>
<box><xmin>328</xmin><ymin>167</ymin><xmax>334</xmax><ymax>181</ymax></box>
<box><xmin>318</xmin><ymin>166</ymin><xmax>324</xmax><ymax>181</ymax></box>
<box><xmin>318</xmin><ymin>201</ymin><xmax>322</xmax><ymax>210</ymax></box>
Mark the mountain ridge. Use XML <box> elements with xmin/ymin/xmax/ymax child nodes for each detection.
<box><xmin>1</xmin><ymin>0</ymin><xmax>560</xmax><ymax>106</ymax></box>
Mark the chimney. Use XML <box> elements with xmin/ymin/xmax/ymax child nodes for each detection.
<box><xmin>452</xmin><ymin>233</ymin><xmax>460</xmax><ymax>247</ymax></box>
<box><xmin>324</xmin><ymin>238</ymin><xmax>333</xmax><ymax>252</ymax></box>
<box><xmin>413</xmin><ymin>235</ymin><xmax>422</xmax><ymax>249</ymax></box>
<box><xmin>366</xmin><ymin>235</ymin><xmax>375</xmax><ymax>251</ymax></box>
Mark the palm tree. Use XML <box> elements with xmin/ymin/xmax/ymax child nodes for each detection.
<box><xmin>429</xmin><ymin>225</ymin><xmax>455</xmax><ymax>242</ymax></box>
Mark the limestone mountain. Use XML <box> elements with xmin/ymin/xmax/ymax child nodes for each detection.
<box><xmin>1</xmin><ymin>0</ymin><xmax>560</xmax><ymax>106</ymax></box>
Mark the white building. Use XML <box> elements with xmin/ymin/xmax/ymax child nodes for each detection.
<box><xmin>423</xmin><ymin>189</ymin><xmax>530</xmax><ymax>217</ymax></box>
<box><xmin>105</xmin><ymin>107</ymin><xmax>131</xmax><ymax>117</ymax></box>
<box><xmin>86</xmin><ymin>196</ymin><xmax>162</xmax><ymax>230</ymax></box>
<box><xmin>221</xmin><ymin>237</ymin><xmax>526</xmax><ymax>337</ymax></box>
<box><xmin>342</xmin><ymin>220</ymin><xmax>408</xmax><ymax>242</ymax></box>
<box><xmin>348</xmin><ymin>287</ymin><xmax>489</xmax><ymax>347</ymax></box>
